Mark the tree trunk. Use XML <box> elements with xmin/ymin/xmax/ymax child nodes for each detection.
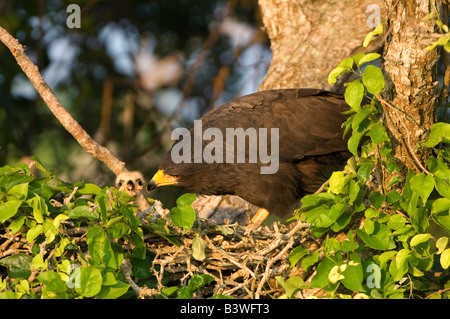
<box><xmin>258</xmin><ymin>0</ymin><xmax>384</xmax><ymax>92</ymax></box>
<box><xmin>381</xmin><ymin>0</ymin><xmax>442</xmax><ymax>177</ymax></box>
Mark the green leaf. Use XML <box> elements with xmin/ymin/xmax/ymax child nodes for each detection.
<box><xmin>379</xmin><ymin>250</ymin><xmax>397</xmax><ymax>267</ymax></box>
<box><xmin>425</xmin><ymin>36</ymin><xmax>449</xmax><ymax>51</ymax></box>
<box><xmin>387</xmin><ymin>214</ymin><xmax>406</xmax><ymax>230</ymax></box>
<box><xmin>356</xmin><ymin>222</ymin><xmax>395</xmax><ymax>251</ymax></box>
<box><xmin>37</xmin><ymin>271</ymin><xmax>67</xmax><ymax>294</ymax></box>
<box><xmin>341</xmin><ymin>253</ymin><xmax>363</xmax><ymax>291</ymax></box>
<box><xmin>68</xmin><ymin>205</ymin><xmax>99</xmax><ymax>220</ymax></box>
<box><xmin>145</xmin><ymin>219</ymin><xmax>180</xmax><ymax>246</ymax></box>
<box><xmin>0</xmin><ymin>200</ymin><xmax>23</xmax><ymax>223</ymax></box>
<box><xmin>130</xmin><ymin>255</ymin><xmax>153</xmax><ymax>279</ymax></box>
<box><xmin>301</xmin><ymin>250</ymin><xmax>319</xmax><ymax>271</ymax></box>
<box><xmin>0</xmin><ymin>254</ymin><xmax>32</xmax><ymax>279</ymax></box>
<box><xmin>395</xmin><ymin>249</ymin><xmax>410</xmax><ymax>270</ymax></box>
<box><xmin>76</xmin><ymin>266</ymin><xmax>103</xmax><ymax>298</ymax></box>
<box><xmin>357</xmin><ymin>162</ymin><xmax>374</xmax><ymax>182</ymax></box>
<box><xmin>43</xmin><ymin>219</ymin><xmax>58</xmax><ymax>244</ymax></box>
<box><xmin>436</xmin><ymin>237</ymin><xmax>448</xmax><ymax>254</ymax></box>
<box><xmin>441</xmin><ymin>249</ymin><xmax>450</xmax><ymax>269</ymax></box>
<box><xmin>432</xmin><ymin>210</ymin><xmax>450</xmax><ymax>233</ymax></box>
<box><xmin>162</xmin><ymin>286</ymin><xmax>179</xmax><ymax>297</ymax></box>
<box><xmin>32</xmin><ymin>158</ymin><xmax>53</xmax><ymax>176</ymax></box>
<box><xmin>341</xmin><ymin>231</ymin><xmax>359</xmax><ymax>252</ymax></box>
<box><xmin>96</xmin><ymin>280</ymin><xmax>130</xmax><ymax>299</ymax></box>
<box><xmin>215</xmin><ymin>225</ymin><xmax>234</xmax><ymax>236</ymax></box>
<box><xmin>192</xmin><ymin>235</ymin><xmax>206</xmax><ymax>261</ymax></box>
<box><xmin>348</xmin><ymin>129</ymin><xmax>367</xmax><ymax>157</ymax></box>
<box><xmin>363</xmin><ymin>24</ymin><xmax>383</xmax><ymax>48</ymax></box>
<box><xmin>329</xmin><ymin>171</ymin><xmax>346</xmax><ymax>194</ymax></box>
<box><xmin>176</xmin><ymin>286</ymin><xmax>194</xmax><ymax>299</ymax></box>
<box><xmin>409</xmin><ymin>207</ymin><xmax>429</xmax><ymax>233</ymax></box>
<box><xmin>324</xmin><ymin>237</ymin><xmax>341</xmax><ymax>256</ymax></box>
<box><xmin>357</xmin><ymin>53</ymin><xmax>381</xmax><ymax>68</ymax></box>
<box><xmin>387</xmin><ymin>176</ymin><xmax>403</xmax><ymax>188</ymax></box>
<box><xmin>431</xmin><ymin>198</ymin><xmax>450</xmax><ymax>215</ymax></box>
<box><xmin>410</xmin><ymin>233</ymin><xmax>431</xmax><ymax>247</ymax></box>
<box><xmin>363</xmin><ymin>32</ymin><xmax>375</xmax><ymax>48</ymax></box>
<box><xmin>29</xmin><ymin>194</ymin><xmax>49</xmax><ymax>224</ymax></box>
<box><xmin>338</xmin><ymin>57</ymin><xmax>354</xmax><ymax>69</ymax></box>
<box><xmin>410</xmin><ymin>173</ymin><xmax>435</xmax><ymax>203</ymax></box>
<box><xmin>365</xmin><ymin>208</ymin><xmax>379</xmax><ymax>219</ymax></box>
<box><xmin>77</xmin><ymin>183</ymin><xmax>102</xmax><ymax>195</ymax></box>
<box><xmin>170</xmin><ymin>206</ymin><xmax>196</xmax><ymax>231</ymax></box>
<box><xmin>276</xmin><ymin>276</ymin><xmax>306</xmax><ymax>298</ymax></box>
<box><xmin>369</xmin><ymin>191</ymin><xmax>385</xmax><ymax>209</ymax></box>
<box><xmin>362</xmin><ymin>65</ymin><xmax>385</xmax><ymax>95</ymax></box>
<box><xmin>352</xmin><ymin>108</ymin><xmax>374</xmax><ymax>131</ymax></box>
<box><xmin>328</xmin><ymin>265</ymin><xmax>345</xmax><ymax>284</ymax></box>
<box><xmin>8</xmin><ymin>215</ymin><xmax>26</xmax><ymax>234</ymax></box>
<box><xmin>306</xmin><ymin>205</ymin><xmax>334</xmax><ymax>228</ymax></box>
<box><xmin>310</xmin><ymin>258</ymin><xmax>336</xmax><ymax>288</ymax></box>
<box><xmin>386</xmin><ymin>159</ymin><xmax>400</xmax><ymax>174</ymax></box>
<box><xmin>389</xmin><ymin>256</ymin><xmax>409</xmax><ymax>281</ymax></box>
<box><xmin>176</xmin><ymin>193</ymin><xmax>196</xmax><ymax>207</ymax></box>
<box><xmin>386</xmin><ymin>190</ymin><xmax>402</xmax><ymax>204</ymax></box>
<box><xmin>8</xmin><ymin>182</ymin><xmax>29</xmax><ymax>200</ymax></box>
<box><xmin>301</xmin><ymin>192</ymin><xmax>335</xmax><ymax>207</ymax></box>
<box><xmin>344</xmin><ymin>80</ymin><xmax>364</xmax><ymax>111</ymax></box>
<box><xmin>348</xmin><ymin>179</ymin><xmax>360</xmax><ymax>204</ymax></box>
<box><xmin>32</xmin><ymin>253</ymin><xmax>48</xmax><ymax>271</ymax></box>
<box><xmin>26</xmin><ymin>224</ymin><xmax>43</xmax><ymax>243</ymax></box>
<box><xmin>434</xmin><ymin>170</ymin><xmax>450</xmax><ymax>199</ymax></box>
<box><xmin>421</xmin><ymin>123</ymin><xmax>450</xmax><ymax>147</ymax></box>
<box><xmin>367</xmin><ymin>121</ymin><xmax>389</xmax><ymax>145</ymax></box>
<box><xmin>86</xmin><ymin>225</ymin><xmax>118</xmax><ymax>269</ymax></box>
<box><xmin>0</xmin><ymin>291</ymin><xmax>18</xmax><ymax>299</ymax></box>
<box><xmin>351</xmin><ymin>53</ymin><xmax>366</xmax><ymax>66</ymax></box>
<box><xmin>188</xmin><ymin>274</ymin><xmax>214</xmax><ymax>292</ymax></box>
<box><xmin>328</xmin><ymin>66</ymin><xmax>350</xmax><ymax>84</ymax></box>
<box><xmin>289</xmin><ymin>246</ymin><xmax>310</xmax><ymax>268</ymax></box>
<box><xmin>364</xmin><ymin>218</ymin><xmax>375</xmax><ymax>234</ymax></box>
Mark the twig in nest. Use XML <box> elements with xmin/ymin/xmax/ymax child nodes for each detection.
<box><xmin>254</xmin><ymin>219</ymin><xmax>310</xmax><ymax>299</ymax></box>
<box><xmin>120</xmin><ymin>259</ymin><xmax>141</xmax><ymax>297</ymax></box>
<box><xmin>205</xmin><ymin>237</ymin><xmax>256</xmax><ymax>279</ymax></box>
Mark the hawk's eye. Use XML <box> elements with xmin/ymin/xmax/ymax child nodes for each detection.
<box><xmin>174</xmin><ymin>175</ymin><xmax>181</xmax><ymax>179</ymax></box>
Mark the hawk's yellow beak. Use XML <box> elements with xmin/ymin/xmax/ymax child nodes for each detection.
<box><xmin>147</xmin><ymin>170</ymin><xmax>180</xmax><ymax>191</ymax></box>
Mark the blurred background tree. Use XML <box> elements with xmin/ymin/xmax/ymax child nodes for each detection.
<box><xmin>0</xmin><ymin>0</ymin><xmax>271</xmax><ymax>192</ymax></box>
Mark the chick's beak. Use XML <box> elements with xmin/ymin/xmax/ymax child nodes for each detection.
<box><xmin>147</xmin><ymin>170</ymin><xmax>179</xmax><ymax>191</ymax></box>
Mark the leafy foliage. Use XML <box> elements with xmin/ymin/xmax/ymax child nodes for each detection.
<box><xmin>0</xmin><ymin>160</ymin><xmax>216</xmax><ymax>299</ymax></box>
<box><xmin>280</xmin><ymin>52</ymin><xmax>450</xmax><ymax>299</ymax></box>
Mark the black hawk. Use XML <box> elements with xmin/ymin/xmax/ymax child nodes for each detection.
<box><xmin>148</xmin><ymin>88</ymin><xmax>352</xmax><ymax>226</ymax></box>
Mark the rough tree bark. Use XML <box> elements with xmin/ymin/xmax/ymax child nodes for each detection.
<box><xmin>381</xmin><ymin>0</ymin><xmax>442</xmax><ymax>178</ymax></box>
<box><xmin>258</xmin><ymin>0</ymin><xmax>384</xmax><ymax>92</ymax></box>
